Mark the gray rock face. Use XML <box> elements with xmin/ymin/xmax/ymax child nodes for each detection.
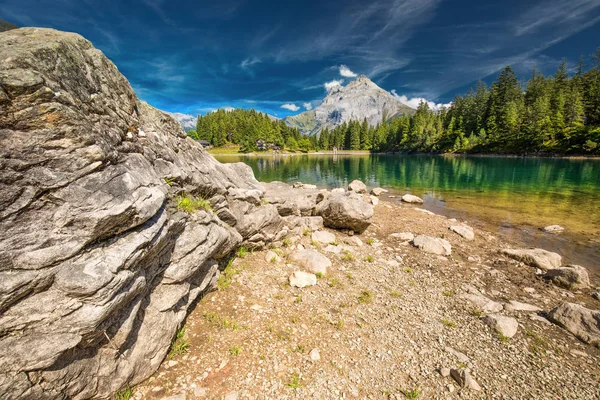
<box><xmin>548</xmin><ymin>303</ymin><xmax>600</xmax><ymax>346</ymax></box>
<box><xmin>315</xmin><ymin>192</ymin><xmax>374</xmax><ymax>233</ymax></box>
<box><xmin>412</xmin><ymin>235</ymin><xmax>452</xmax><ymax>256</ymax></box>
<box><xmin>0</xmin><ymin>28</ymin><xmax>322</xmax><ymax>399</ymax></box>
<box><xmin>544</xmin><ymin>265</ymin><xmax>590</xmax><ymax>289</ymax></box>
<box><xmin>501</xmin><ymin>248</ymin><xmax>562</xmax><ymax>270</ymax></box>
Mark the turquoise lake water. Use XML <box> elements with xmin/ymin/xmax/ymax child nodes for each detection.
<box><xmin>215</xmin><ymin>154</ymin><xmax>600</xmax><ymax>272</ymax></box>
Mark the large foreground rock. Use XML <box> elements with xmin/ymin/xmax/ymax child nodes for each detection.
<box><xmin>548</xmin><ymin>303</ymin><xmax>600</xmax><ymax>346</ymax></box>
<box><xmin>501</xmin><ymin>248</ymin><xmax>562</xmax><ymax>270</ymax></box>
<box><xmin>347</xmin><ymin>179</ymin><xmax>367</xmax><ymax>193</ymax></box>
<box><xmin>0</xmin><ymin>28</ymin><xmax>320</xmax><ymax>399</ymax></box>
<box><xmin>412</xmin><ymin>235</ymin><xmax>452</xmax><ymax>255</ymax></box>
<box><xmin>315</xmin><ymin>192</ymin><xmax>374</xmax><ymax>233</ymax></box>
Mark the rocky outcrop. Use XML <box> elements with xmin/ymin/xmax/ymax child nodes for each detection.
<box><xmin>548</xmin><ymin>303</ymin><xmax>600</xmax><ymax>346</ymax></box>
<box><xmin>501</xmin><ymin>248</ymin><xmax>562</xmax><ymax>270</ymax></box>
<box><xmin>0</xmin><ymin>28</ymin><xmax>321</xmax><ymax>399</ymax></box>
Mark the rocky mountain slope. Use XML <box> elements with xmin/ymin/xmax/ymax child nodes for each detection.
<box><xmin>0</xmin><ymin>28</ymin><xmax>373</xmax><ymax>399</ymax></box>
<box><xmin>167</xmin><ymin>112</ymin><xmax>197</xmax><ymax>131</ymax></box>
<box><xmin>0</xmin><ymin>19</ymin><xmax>18</xmax><ymax>32</ymax></box>
<box><xmin>285</xmin><ymin>76</ymin><xmax>415</xmax><ymax>135</ymax></box>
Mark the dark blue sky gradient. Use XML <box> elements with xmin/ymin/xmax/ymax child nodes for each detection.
<box><xmin>2</xmin><ymin>0</ymin><xmax>600</xmax><ymax>117</ymax></box>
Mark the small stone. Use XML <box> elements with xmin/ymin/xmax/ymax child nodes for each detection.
<box><xmin>544</xmin><ymin>265</ymin><xmax>590</xmax><ymax>289</ymax></box>
<box><xmin>501</xmin><ymin>248</ymin><xmax>562</xmax><ymax>271</ymax></box>
<box><xmin>265</xmin><ymin>250</ymin><xmax>281</xmax><ymax>263</ymax></box>
<box><xmin>570</xmin><ymin>349</ymin><xmax>588</xmax><ymax>357</ymax></box>
<box><xmin>401</xmin><ymin>194</ymin><xmax>423</xmax><ymax>203</ymax></box>
<box><xmin>323</xmin><ymin>245</ymin><xmax>342</xmax><ymax>254</ymax></box>
<box><xmin>440</xmin><ymin>368</ymin><xmax>451</xmax><ymax>377</ymax></box>
<box><xmin>309</xmin><ymin>348</ymin><xmax>321</xmax><ymax>361</ymax></box>
<box><xmin>289</xmin><ymin>248</ymin><xmax>332</xmax><ymax>275</ymax></box>
<box><xmin>450</xmin><ymin>369</ymin><xmax>481</xmax><ymax>391</ymax></box>
<box><xmin>193</xmin><ymin>387</ymin><xmax>208</xmax><ymax>397</ymax></box>
<box><xmin>524</xmin><ymin>287</ymin><xmax>536</xmax><ymax>294</ymax></box>
<box><xmin>390</xmin><ymin>232</ymin><xmax>414</xmax><ymax>242</ymax></box>
<box><xmin>161</xmin><ymin>394</ymin><xmax>186</xmax><ymax>400</ymax></box>
<box><xmin>224</xmin><ymin>392</ymin><xmax>238</xmax><ymax>400</ymax></box>
<box><xmin>450</xmin><ymin>225</ymin><xmax>474</xmax><ymax>241</ymax></box>
<box><xmin>504</xmin><ymin>300</ymin><xmax>542</xmax><ymax>312</ymax></box>
<box><xmin>312</xmin><ymin>230</ymin><xmax>336</xmax><ymax>244</ymax></box>
<box><xmin>370</xmin><ymin>187</ymin><xmax>387</xmax><ymax>196</ymax></box>
<box><xmin>167</xmin><ymin>360</ymin><xmax>178</xmax><ymax>367</ymax></box>
<box><xmin>412</xmin><ymin>235</ymin><xmax>451</xmax><ymax>256</ymax></box>
<box><xmin>484</xmin><ymin>314</ymin><xmax>519</xmax><ymax>338</ymax></box>
<box><xmin>331</xmin><ymin>188</ymin><xmax>345</xmax><ymax>194</ymax></box>
<box><xmin>461</xmin><ymin>293</ymin><xmax>503</xmax><ymax>313</ymax></box>
<box><xmin>289</xmin><ymin>271</ymin><xmax>317</xmax><ymax>288</ymax></box>
<box><xmin>447</xmin><ymin>384</ymin><xmax>454</xmax><ymax>393</ymax></box>
<box><xmin>343</xmin><ymin>236</ymin><xmax>363</xmax><ymax>247</ymax></box>
<box><xmin>292</xmin><ymin>182</ymin><xmax>304</xmax><ymax>188</ymax></box>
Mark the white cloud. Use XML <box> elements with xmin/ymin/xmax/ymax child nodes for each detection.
<box><xmin>210</xmin><ymin>106</ymin><xmax>235</xmax><ymax>113</ymax></box>
<box><xmin>324</xmin><ymin>79</ymin><xmax>344</xmax><ymax>91</ymax></box>
<box><xmin>281</xmin><ymin>103</ymin><xmax>300</xmax><ymax>111</ymax></box>
<box><xmin>303</xmin><ymin>102</ymin><xmax>313</xmax><ymax>111</ymax></box>
<box><xmin>391</xmin><ymin>90</ymin><xmax>451</xmax><ymax>111</ymax></box>
<box><xmin>339</xmin><ymin>65</ymin><xmax>357</xmax><ymax>78</ymax></box>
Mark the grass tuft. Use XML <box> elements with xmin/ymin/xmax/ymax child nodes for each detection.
<box><xmin>229</xmin><ymin>345</ymin><xmax>242</xmax><ymax>356</ymax></box>
<box><xmin>203</xmin><ymin>312</ymin><xmax>239</xmax><ymax>330</ymax></box>
<box><xmin>402</xmin><ymin>387</ymin><xmax>421</xmax><ymax>399</ymax></box>
<box><xmin>440</xmin><ymin>318</ymin><xmax>457</xmax><ymax>328</ymax></box>
<box><xmin>286</xmin><ymin>373</ymin><xmax>302</xmax><ymax>389</ymax></box>
<box><xmin>115</xmin><ymin>386</ymin><xmax>134</xmax><ymax>400</ymax></box>
<box><xmin>358</xmin><ymin>290</ymin><xmax>373</xmax><ymax>304</ymax></box>
<box><xmin>168</xmin><ymin>326</ymin><xmax>190</xmax><ymax>358</ymax></box>
<box><xmin>176</xmin><ymin>193</ymin><xmax>211</xmax><ymax>213</ymax></box>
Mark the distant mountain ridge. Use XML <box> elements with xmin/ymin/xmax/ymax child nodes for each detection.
<box><xmin>0</xmin><ymin>18</ymin><xmax>18</xmax><ymax>32</ymax></box>
<box><xmin>285</xmin><ymin>75</ymin><xmax>415</xmax><ymax>135</ymax></box>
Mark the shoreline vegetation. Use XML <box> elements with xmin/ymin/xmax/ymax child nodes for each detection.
<box><xmin>194</xmin><ymin>54</ymin><xmax>600</xmax><ymax>157</ymax></box>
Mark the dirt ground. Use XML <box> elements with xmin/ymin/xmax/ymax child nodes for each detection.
<box><xmin>133</xmin><ymin>198</ymin><xmax>600</xmax><ymax>400</ymax></box>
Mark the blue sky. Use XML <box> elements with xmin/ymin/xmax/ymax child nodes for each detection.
<box><xmin>2</xmin><ymin>0</ymin><xmax>600</xmax><ymax>117</ymax></box>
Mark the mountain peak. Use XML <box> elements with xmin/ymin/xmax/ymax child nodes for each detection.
<box><xmin>285</xmin><ymin>76</ymin><xmax>415</xmax><ymax>135</ymax></box>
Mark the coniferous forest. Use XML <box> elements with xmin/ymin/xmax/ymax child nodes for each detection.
<box><xmin>191</xmin><ymin>52</ymin><xmax>600</xmax><ymax>155</ymax></box>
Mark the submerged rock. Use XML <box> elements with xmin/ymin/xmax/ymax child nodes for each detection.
<box><xmin>412</xmin><ymin>235</ymin><xmax>452</xmax><ymax>255</ymax></box>
<box><xmin>548</xmin><ymin>303</ymin><xmax>600</xmax><ymax>346</ymax></box>
<box><xmin>501</xmin><ymin>248</ymin><xmax>562</xmax><ymax>270</ymax></box>
<box><xmin>544</xmin><ymin>265</ymin><xmax>590</xmax><ymax>289</ymax></box>
<box><xmin>401</xmin><ymin>194</ymin><xmax>423</xmax><ymax>203</ymax></box>
<box><xmin>543</xmin><ymin>225</ymin><xmax>564</xmax><ymax>233</ymax></box>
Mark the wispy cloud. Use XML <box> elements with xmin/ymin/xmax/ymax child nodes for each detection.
<box><xmin>241</xmin><ymin>57</ymin><xmax>261</xmax><ymax>69</ymax></box>
<box><xmin>391</xmin><ymin>90</ymin><xmax>451</xmax><ymax>111</ymax></box>
<box><xmin>339</xmin><ymin>65</ymin><xmax>357</xmax><ymax>77</ymax></box>
<box><xmin>324</xmin><ymin>79</ymin><xmax>344</xmax><ymax>91</ymax></box>
<box><xmin>303</xmin><ymin>102</ymin><xmax>313</xmax><ymax>110</ymax></box>
<box><xmin>281</xmin><ymin>103</ymin><xmax>300</xmax><ymax>111</ymax></box>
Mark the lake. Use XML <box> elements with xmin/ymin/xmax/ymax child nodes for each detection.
<box><xmin>215</xmin><ymin>153</ymin><xmax>600</xmax><ymax>273</ymax></box>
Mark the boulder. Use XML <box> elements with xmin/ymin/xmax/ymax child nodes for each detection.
<box><xmin>401</xmin><ymin>194</ymin><xmax>423</xmax><ymax>203</ymax></box>
<box><xmin>543</xmin><ymin>225</ymin><xmax>564</xmax><ymax>233</ymax></box>
<box><xmin>501</xmin><ymin>248</ymin><xmax>562</xmax><ymax>270</ymax></box>
<box><xmin>450</xmin><ymin>225</ymin><xmax>474</xmax><ymax>241</ymax></box>
<box><xmin>342</xmin><ymin>236</ymin><xmax>364</xmax><ymax>247</ymax></box>
<box><xmin>348</xmin><ymin>179</ymin><xmax>367</xmax><ymax>193</ymax></box>
<box><xmin>0</xmin><ymin>28</ymin><xmax>318</xmax><ymax>399</ymax></box>
<box><xmin>289</xmin><ymin>249</ymin><xmax>332</xmax><ymax>275</ymax></box>
<box><xmin>391</xmin><ymin>232</ymin><xmax>414</xmax><ymax>242</ymax></box>
<box><xmin>544</xmin><ymin>265</ymin><xmax>590</xmax><ymax>289</ymax></box>
<box><xmin>312</xmin><ymin>230</ymin><xmax>336</xmax><ymax>245</ymax></box>
<box><xmin>461</xmin><ymin>294</ymin><xmax>503</xmax><ymax>313</ymax></box>
<box><xmin>483</xmin><ymin>314</ymin><xmax>519</xmax><ymax>338</ymax></box>
<box><xmin>369</xmin><ymin>196</ymin><xmax>379</xmax><ymax>206</ymax></box>
<box><xmin>370</xmin><ymin>187</ymin><xmax>387</xmax><ymax>196</ymax></box>
<box><xmin>412</xmin><ymin>235</ymin><xmax>452</xmax><ymax>256</ymax></box>
<box><xmin>548</xmin><ymin>303</ymin><xmax>600</xmax><ymax>346</ymax></box>
<box><xmin>315</xmin><ymin>192</ymin><xmax>374</xmax><ymax>233</ymax></box>
<box><xmin>289</xmin><ymin>271</ymin><xmax>317</xmax><ymax>288</ymax></box>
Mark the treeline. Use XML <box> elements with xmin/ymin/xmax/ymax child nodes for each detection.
<box><xmin>190</xmin><ymin>108</ymin><xmax>317</xmax><ymax>152</ymax></box>
<box><xmin>320</xmin><ymin>51</ymin><xmax>600</xmax><ymax>154</ymax></box>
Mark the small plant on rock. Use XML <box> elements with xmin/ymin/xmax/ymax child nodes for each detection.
<box><xmin>229</xmin><ymin>345</ymin><xmax>242</xmax><ymax>356</ymax></box>
<box><xmin>115</xmin><ymin>386</ymin><xmax>134</xmax><ymax>400</ymax></box>
<box><xmin>364</xmin><ymin>255</ymin><xmax>374</xmax><ymax>263</ymax></box>
<box><xmin>176</xmin><ymin>193</ymin><xmax>211</xmax><ymax>213</ymax></box>
<box><xmin>366</xmin><ymin>238</ymin><xmax>374</xmax><ymax>245</ymax></box>
<box><xmin>286</xmin><ymin>373</ymin><xmax>302</xmax><ymax>389</ymax></box>
<box><xmin>402</xmin><ymin>387</ymin><xmax>421</xmax><ymax>399</ymax></box>
<box><xmin>440</xmin><ymin>318</ymin><xmax>457</xmax><ymax>328</ymax></box>
<box><xmin>236</xmin><ymin>246</ymin><xmax>248</xmax><ymax>258</ymax></box>
<box><xmin>442</xmin><ymin>289</ymin><xmax>455</xmax><ymax>297</ymax></box>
